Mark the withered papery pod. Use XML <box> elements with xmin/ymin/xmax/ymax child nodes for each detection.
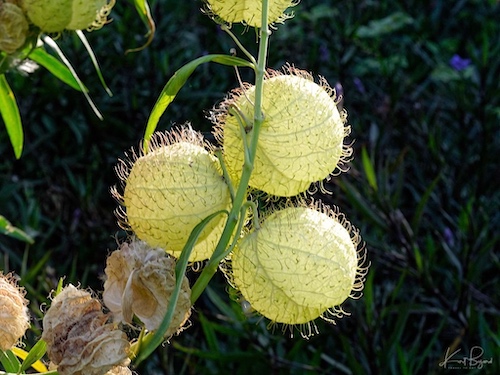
<box><xmin>21</xmin><ymin>0</ymin><xmax>115</xmax><ymax>33</ymax></box>
<box><xmin>113</xmin><ymin>126</ymin><xmax>231</xmax><ymax>262</ymax></box>
<box><xmin>0</xmin><ymin>272</ymin><xmax>30</xmax><ymax>351</ymax></box>
<box><xmin>225</xmin><ymin>202</ymin><xmax>368</xmax><ymax>337</ymax></box>
<box><xmin>42</xmin><ymin>284</ymin><xmax>130</xmax><ymax>375</ymax></box>
<box><xmin>204</xmin><ymin>0</ymin><xmax>298</xmax><ymax>28</ymax></box>
<box><xmin>213</xmin><ymin>66</ymin><xmax>351</xmax><ymax>197</ymax></box>
<box><xmin>0</xmin><ymin>1</ymin><xmax>30</xmax><ymax>54</ymax></box>
<box><xmin>103</xmin><ymin>239</ymin><xmax>192</xmax><ymax>337</ymax></box>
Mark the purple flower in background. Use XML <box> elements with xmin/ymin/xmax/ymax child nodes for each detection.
<box><xmin>353</xmin><ymin>77</ymin><xmax>366</xmax><ymax>94</ymax></box>
<box><xmin>449</xmin><ymin>54</ymin><xmax>471</xmax><ymax>71</ymax></box>
<box><xmin>443</xmin><ymin>227</ymin><xmax>455</xmax><ymax>247</ymax></box>
<box><xmin>319</xmin><ymin>44</ymin><xmax>330</xmax><ymax>62</ymax></box>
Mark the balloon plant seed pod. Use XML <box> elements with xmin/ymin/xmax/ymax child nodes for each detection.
<box><xmin>0</xmin><ymin>2</ymin><xmax>30</xmax><ymax>54</ymax></box>
<box><xmin>112</xmin><ymin>125</ymin><xmax>232</xmax><ymax>262</ymax></box>
<box><xmin>224</xmin><ymin>202</ymin><xmax>368</xmax><ymax>337</ymax></box>
<box><xmin>0</xmin><ymin>272</ymin><xmax>30</xmax><ymax>351</ymax></box>
<box><xmin>213</xmin><ymin>66</ymin><xmax>351</xmax><ymax>197</ymax></box>
<box><xmin>21</xmin><ymin>0</ymin><xmax>115</xmax><ymax>33</ymax></box>
<box><xmin>42</xmin><ymin>284</ymin><xmax>130</xmax><ymax>375</ymax></box>
<box><xmin>103</xmin><ymin>238</ymin><xmax>192</xmax><ymax>337</ymax></box>
<box><xmin>203</xmin><ymin>0</ymin><xmax>298</xmax><ymax>28</ymax></box>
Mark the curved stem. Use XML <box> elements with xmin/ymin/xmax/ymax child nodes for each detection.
<box><xmin>190</xmin><ymin>0</ymin><xmax>271</xmax><ymax>303</ymax></box>
<box><xmin>221</xmin><ymin>25</ymin><xmax>257</xmax><ymax>65</ymax></box>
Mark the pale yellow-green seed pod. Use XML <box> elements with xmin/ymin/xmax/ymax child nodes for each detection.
<box><xmin>204</xmin><ymin>0</ymin><xmax>298</xmax><ymax>28</ymax></box>
<box><xmin>103</xmin><ymin>239</ymin><xmax>192</xmax><ymax>337</ymax></box>
<box><xmin>21</xmin><ymin>0</ymin><xmax>115</xmax><ymax>33</ymax></box>
<box><xmin>0</xmin><ymin>2</ymin><xmax>30</xmax><ymax>54</ymax></box>
<box><xmin>214</xmin><ymin>66</ymin><xmax>350</xmax><ymax>197</ymax></box>
<box><xmin>113</xmin><ymin>126</ymin><xmax>231</xmax><ymax>262</ymax></box>
<box><xmin>228</xmin><ymin>204</ymin><xmax>366</xmax><ymax>330</ymax></box>
<box><xmin>0</xmin><ymin>272</ymin><xmax>30</xmax><ymax>351</ymax></box>
<box><xmin>42</xmin><ymin>284</ymin><xmax>130</xmax><ymax>375</ymax></box>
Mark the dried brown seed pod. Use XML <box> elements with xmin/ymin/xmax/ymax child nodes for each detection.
<box><xmin>42</xmin><ymin>284</ymin><xmax>130</xmax><ymax>375</ymax></box>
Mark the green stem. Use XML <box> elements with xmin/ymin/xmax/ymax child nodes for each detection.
<box><xmin>221</xmin><ymin>25</ymin><xmax>257</xmax><ymax>65</ymax></box>
<box><xmin>134</xmin><ymin>0</ymin><xmax>271</xmax><ymax>364</ymax></box>
<box><xmin>190</xmin><ymin>0</ymin><xmax>271</xmax><ymax>303</ymax></box>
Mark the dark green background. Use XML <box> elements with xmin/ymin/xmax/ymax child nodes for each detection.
<box><xmin>1</xmin><ymin>0</ymin><xmax>499</xmax><ymax>374</ymax></box>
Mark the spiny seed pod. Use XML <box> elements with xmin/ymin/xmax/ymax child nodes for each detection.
<box><xmin>42</xmin><ymin>284</ymin><xmax>130</xmax><ymax>375</ymax></box>
<box><xmin>204</xmin><ymin>0</ymin><xmax>298</xmax><ymax>28</ymax></box>
<box><xmin>0</xmin><ymin>2</ymin><xmax>30</xmax><ymax>54</ymax></box>
<box><xmin>225</xmin><ymin>203</ymin><xmax>368</xmax><ymax>336</ymax></box>
<box><xmin>0</xmin><ymin>272</ymin><xmax>30</xmax><ymax>350</ymax></box>
<box><xmin>113</xmin><ymin>126</ymin><xmax>231</xmax><ymax>262</ymax></box>
<box><xmin>213</xmin><ymin>66</ymin><xmax>351</xmax><ymax>197</ymax></box>
<box><xmin>103</xmin><ymin>239</ymin><xmax>192</xmax><ymax>336</ymax></box>
<box><xmin>21</xmin><ymin>0</ymin><xmax>115</xmax><ymax>33</ymax></box>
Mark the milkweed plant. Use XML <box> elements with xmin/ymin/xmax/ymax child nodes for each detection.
<box><xmin>0</xmin><ymin>0</ymin><xmax>369</xmax><ymax>374</ymax></box>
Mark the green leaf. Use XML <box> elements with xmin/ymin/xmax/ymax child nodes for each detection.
<box><xmin>0</xmin><ymin>74</ymin><xmax>23</xmax><ymax>159</ymax></box>
<box><xmin>75</xmin><ymin>30</ymin><xmax>112</xmax><ymax>96</ymax></box>
<box><xmin>0</xmin><ymin>214</ymin><xmax>34</xmax><ymax>244</ymax></box>
<box><xmin>19</xmin><ymin>339</ymin><xmax>47</xmax><ymax>373</ymax></box>
<box><xmin>0</xmin><ymin>350</ymin><xmax>21</xmax><ymax>373</ymax></box>
<box><xmin>126</xmin><ymin>0</ymin><xmax>156</xmax><ymax>53</ymax></box>
<box><xmin>42</xmin><ymin>35</ymin><xmax>103</xmax><ymax>120</ymax></box>
<box><xmin>355</xmin><ymin>12</ymin><xmax>413</xmax><ymax>38</ymax></box>
<box><xmin>143</xmin><ymin>54</ymin><xmax>255</xmax><ymax>150</ymax></box>
<box><xmin>28</xmin><ymin>48</ymin><xmax>83</xmax><ymax>92</ymax></box>
<box><xmin>134</xmin><ymin>210</ymin><xmax>227</xmax><ymax>366</ymax></box>
<box><xmin>361</xmin><ymin>146</ymin><xmax>378</xmax><ymax>191</ymax></box>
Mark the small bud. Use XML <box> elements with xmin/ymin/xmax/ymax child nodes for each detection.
<box><xmin>204</xmin><ymin>0</ymin><xmax>298</xmax><ymax>28</ymax></box>
<box><xmin>0</xmin><ymin>272</ymin><xmax>30</xmax><ymax>351</ymax></box>
<box><xmin>213</xmin><ymin>66</ymin><xmax>351</xmax><ymax>197</ymax></box>
<box><xmin>21</xmin><ymin>0</ymin><xmax>115</xmax><ymax>33</ymax></box>
<box><xmin>0</xmin><ymin>2</ymin><xmax>30</xmax><ymax>54</ymax></box>
<box><xmin>226</xmin><ymin>203</ymin><xmax>368</xmax><ymax>335</ymax></box>
<box><xmin>113</xmin><ymin>125</ymin><xmax>231</xmax><ymax>262</ymax></box>
<box><xmin>103</xmin><ymin>239</ymin><xmax>192</xmax><ymax>337</ymax></box>
<box><xmin>42</xmin><ymin>284</ymin><xmax>130</xmax><ymax>375</ymax></box>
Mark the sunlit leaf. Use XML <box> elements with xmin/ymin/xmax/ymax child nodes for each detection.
<box><xmin>0</xmin><ymin>350</ymin><xmax>21</xmax><ymax>373</ymax></box>
<box><xmin>28</xmin><ymin>48</ymin><xmax>83</xmax><ymax>91</ymax></box>
<box><xmin>144</xmin><ymin>54</ymin><xmax>255</xmax><ymax>150</ymax></box>
<box><xmin>0</xmin><ymin>74</ymin><xmax>23</xmax><ymax>159</ymax></box>
<box><xmin>13</xmin><ymin>340</ymin><xmax>48</xmax><ymax>373</ymax></box>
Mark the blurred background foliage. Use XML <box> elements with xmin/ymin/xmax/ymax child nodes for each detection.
<box><xmin>1</xmin><ymin>0</ymin><xmax>499</xmax><ymax>374</ymax></box>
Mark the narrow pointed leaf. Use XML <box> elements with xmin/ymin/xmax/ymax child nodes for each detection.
<box><xmin>144</xmin><ymin>54</ymin><xmax>255</xmax><ymax>150</ymax></box>
<box><xmin>14</xmin><ymin>340</ymin><xmax>48</xmax><ymax>373</ymax></box>
<box><xmin>28</xmin><ymin>48</ymin><xmax>83</xmax><ymax>91</ymax></box>
<box><xmin>0</xmin><ymin>215</ymin><xmax>34</xmax><ymax>244</ymax></box>
<box><xmin>0</xmin><ymin>350</ymin><xmax>21</xmax><ymax>373</ymax></box>
<box><xmin>0</xmin><ymin>74</ymin><xmax>23</xmax><ymax>159</ymax></box>
<box><xmin>42</xmin><ymin>35</ymin><xmax>103</xmax><ymax>120</ymax></box>
<box><xmin>75</xmin><ymin>30</ymin><xmax>112</xmax><ymax>96</ymax></box>
<box><xmin>134</xmin><ymin>210</ymin><xmax>226</xmax><ymax>365</ymax></box>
